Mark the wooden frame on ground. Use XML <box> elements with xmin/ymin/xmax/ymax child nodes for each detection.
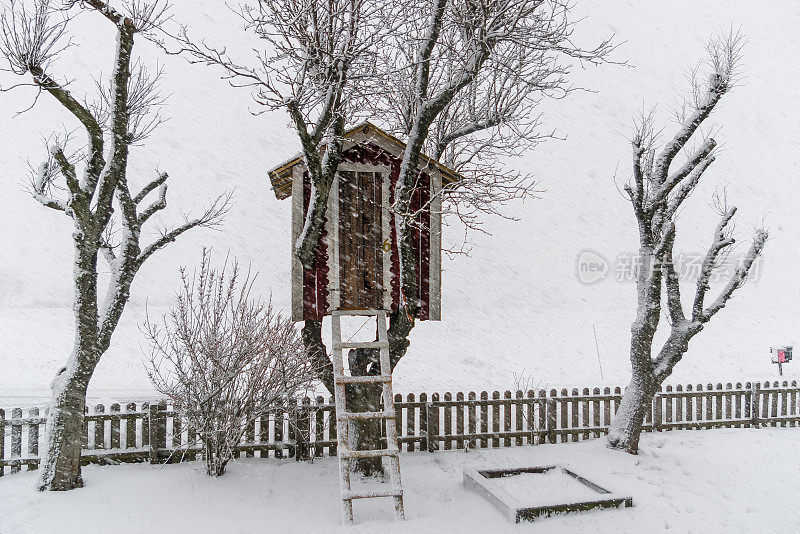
<box><xmin>463</xmin><ymin>465</ymin><xmax>633</xmax><ymax>523</ymax></box>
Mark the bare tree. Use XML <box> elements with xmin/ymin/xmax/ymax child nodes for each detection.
<box><xmin>0</xmin><ymin>0</ymin><xmax>230</xmax><ymax>490</ymax></box>
<box><xmin>607</xmin><ymin>32</ymin><xmax>767</xmax><ymax>454</ymax></box>
<box><xmin>380</xmin><ymin>0</ymin><xmax>613</xmax><ymax>368</ymax></box>
<box><xmin>144</xmin><ymin>251</ymin><xmax>316</xmax><ymax>477</ymax></box>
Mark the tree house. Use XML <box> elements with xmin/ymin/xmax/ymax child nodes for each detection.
<box><xmin>267</xmin><ymin>122</ymin><xmax>459</xmax><ymax>322</ymax></box>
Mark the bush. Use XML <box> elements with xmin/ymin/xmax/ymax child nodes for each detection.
<box><xmin>144</xmin><ymin>250</ymin><xmax>316</xmax><ymax>476</ymax></box>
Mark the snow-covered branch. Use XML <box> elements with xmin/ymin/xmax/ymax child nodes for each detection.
<box><xmin>136</xmin><ymin>192</ymin><xmax>232</xmax><ymax>268</ymax></box>
<box><xmin>699</xmin><ymin>229</ymin><xmax>768</xmax><ymax>321</ymax></box>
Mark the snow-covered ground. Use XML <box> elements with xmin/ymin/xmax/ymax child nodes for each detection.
<box><xmin>2</xmin><ymin>0</ymin><xmax>800</xmax><ymax>401</ymax></box>
<box><xmin>1</xmin><ymin>428</ymin><xmax>797</xmax><ymax>533</ymax></box>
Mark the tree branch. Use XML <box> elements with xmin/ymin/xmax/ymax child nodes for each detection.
<box><xmin>133</xmin><ymin>171</ymin><xmax>168</xmax><ymax>204</ymax></box>
<box><xmin>652</xmin><ymin>76</ymin><xmax>727</xmax><ymax>183</ymax></box>
<box><xmin>700</xmin><ymin>228</ymin><xmax>768</xmax><ymax>322</ymax></box>
<box><xmin>434</xmin><ymin>116</ymin><xmax>502</xmax><ymax>161</ymax></box>
<box><xmin>28</xmin><ymin>66</ymin><xmax>105</xmax><ymax>186</ymax></box>
<box><xmin>664</xmin><ymin>155</ymin><xmax>715</xmax><ymax>220</ymax></box>
<box><xmin>138</xmin><ymin>183</ymin><xmax>168</xmax><ymax>225</ymax></box>
<box><xmin>659</xmin><ymin>223</ymin><xmax>685</xmax><ymax>324</ymax></box>
<box><xmin>136</xmin><ymin>192</ymin><xmax>232</xmax><ymax>268</ymax></box>
<box><xmin>652</xmin><ymin>138</ymin><xmax>716</xmax><ymax>204</ymax></box>
<box><xmin>691</xmin><ymin>207</ymin><xmax>738</xmax><ymax>321</ymax></box>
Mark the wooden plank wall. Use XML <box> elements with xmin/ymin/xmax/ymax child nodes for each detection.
<box><xmin>2</xmin><ymin>380</ymin><xmax>798</xmax><ymax>475</ymax></box>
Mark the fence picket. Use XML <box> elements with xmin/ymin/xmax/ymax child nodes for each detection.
<box><xmin>110</xmin><ymin>404</ymin><xmax>121</xmax><ymax>450</ymax></box>
<box><xmin>93</xmin><ymin>404</ymin><xmax>105</xmax><ymax>450</ymax></box>
<box><xmin>515</xmin><ymin>390</ymin><xmax>524</xmax><ymax>446</ymax></box>
<box><xmin>443</xmin><ymin>392</ymin><xmax>453</xmax><ymax>450</ymax></box>
<box><xmin>430</xmin><ymin>393</ymin><xmax>440</xmax><ymax>452</ymax></box>
<box><xmin>0</xmin><ymin>409</ymin><xmax>4</xmax><ymax>477</ymax></box>
<box><xmin>491</xmin><ymin>391</ymin><xmax>500</xmax><ymax>448</ymax></box>
<box><xmin>526</xmin><ymin>390</ymin><xmax>535</xmax><ymax>444</ymax></box>
<box><xmin>547</xmin><ymin>390</ymin><xmax>557</xmax><ymax>444</ymax></box>
<box><xmin>419</xmin><ymin>392</ymin><xmax>428</xmax><ymax>451</ymax></box>
<box><xmin>695</xmin><ymin>384</ymin><xmax>703</xmax><ymax>424</ymax></box>
<box><xmin>328</xmin><ymin>396</ymin><xmax>337</xmax><ymax>456</ymax></box>
<box><xmin>456</xmin><ymin>392</ymin><xmax>465</xmax><ymax>450</ymax></box>
<box><xmin>724</xmin><ymin>383</ymin><xmax>732</xmax><ymax>424</ymax></box>
<box><xmin>406</xmin><ymin>393</ymin><xmax>416</xmax><ymax>453</ymax></box>
<box><xmin>27</xmin><ymin>408</ymin><xmax>39</xmax><ymax>470</ymax></box>
<box><xmin>537</xmin><ymin>390</ymin><xmax>547</xmax><ymax>444</ymax></box>
<box><xmin>762</xmin><ymin>382</ymin><xmax>771</xmax><ymax>424</ymax></box>
<box><xmin>734</xmin><ymin>383</ymin><xmax>743</xmax><ymax>428</ymax></box>
<box><xmin>503</xmin><ymin>391</ymin><xmax>512</xmax><ymax>447</ymax></box>
<box><xmin>467</xmin><ymin>392</ymin><xmax>477</xmax><ymax>450</ymax></box>
<box><xmin>559</xmin><ymin>388</ymin><xmax>569</xmax><ymax>443</ymax></box>
<box><xmin>592</xmin><ymin>388</ymin><xmax>601</xmax><ymax>438</ymax></box>
<box><xmin>314</xmin><ymin>396</ymin><xmax>325</xmax><ymax>457</ymax></box>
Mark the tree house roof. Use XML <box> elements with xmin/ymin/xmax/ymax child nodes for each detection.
<box><xmin>267</xmin><ymin>121</ymin><xmax>461</xmax><ymax>200</ymax></box>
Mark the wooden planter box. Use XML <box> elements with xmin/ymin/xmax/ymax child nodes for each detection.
<box><xmin>463</xmin><ymin>465</ymin><xmax>633</xmax><ymax>523</ymax></box>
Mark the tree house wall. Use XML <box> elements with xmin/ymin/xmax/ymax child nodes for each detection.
<box><xmin>290</xmin><ymin>139</ymin><xmax>441</xmax><ymax>322</ymax></box>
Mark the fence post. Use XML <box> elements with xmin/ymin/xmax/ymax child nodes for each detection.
<box><xmin>94</xmin><ymin>404</ymin><xmax>105</xmax><ymax>450</ymax></box>
<box><xmin>149</xmin><ymin>402</ymin><xmax>165</xmax><ymax>464</ymax></box>
<box><xmin>546</xmin><ymin>398</ymin><xmax>557</xmax><ymax>444</ymax></box>
<box><xmin>28</xmin><ymin>407</ymin><xmax>40</xmax><ymax>470</ymax></box>
<box><xmin>11</xmin><ymin>408</ymin><xmax>22</xmax><ymax>474</ymax></box>
<box><xmin>0</xmin><ymin>409</ymin><xmax>4</xmax><ymax>477</ymax></box>
<box><xmin>750</xmin><ymin>382</ymin><xmax>760</xmax><ymax>428</ymax></box>
<box><xmin>426</xmin><ymin>401</ymin><xmax>438</xmax><ymax>452</ymax></box>
<box><xmin>293</xmin><ymin>397</ymin><xmax>311</xmax><ymax>461</ymax></box>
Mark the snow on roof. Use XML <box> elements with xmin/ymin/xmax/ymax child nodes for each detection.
<box><xmin>266</xmin><ymin>121</ymin><xmax>461</xmax><ymax>200</ymax></box>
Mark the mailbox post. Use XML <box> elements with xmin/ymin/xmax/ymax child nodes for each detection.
<box><xmin>770</xmin><ymin>346</ymin><xmax>793</xmax><ymax>376</ymax></box>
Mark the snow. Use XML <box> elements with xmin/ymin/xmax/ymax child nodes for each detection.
<box><xmin>2</xmin><ymin>2</ymin><xmax>800</xmax><ymax>400</ymax></box>
<box><xmin>492</xmin><ymin>469</ymin><xmax>604</xmax><ymax>505</ymax></box>
<box><xmin>1</xmin><ymin>428</ymin><xmax>798</xmax><ymax>533</ymax></box>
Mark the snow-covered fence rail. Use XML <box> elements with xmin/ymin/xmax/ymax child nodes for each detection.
<box><xmin>2</xmin><ymin>380</ymin><xmax>798</xmax><ymax>476</ymax></box>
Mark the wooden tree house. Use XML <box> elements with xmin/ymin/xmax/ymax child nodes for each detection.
<box><xmin>268</xmin><ymin>122</ymin><xmax>458</xmax><ymax>322</ymax></box>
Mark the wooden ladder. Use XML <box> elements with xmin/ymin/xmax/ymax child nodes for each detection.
<box><xmin>331</xmin><ymin>309</ymin><xmax>405</xmax><ymax>524</ymax></box>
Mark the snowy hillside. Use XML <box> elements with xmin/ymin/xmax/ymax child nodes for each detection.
<box><xmin>2</xmin><ymin>0</ymin><xmax>799</xmax><ymax>403</ymax></box>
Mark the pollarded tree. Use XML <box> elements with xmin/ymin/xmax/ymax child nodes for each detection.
<box><xmin>0</xmin><ymin>0</ymin><xmax>230</xmax><ymax>490</ymax></box>
<box><xmin>607</xmin><ymin>32</ymin><xmax>767</xmax><ymax>454</ymax></box>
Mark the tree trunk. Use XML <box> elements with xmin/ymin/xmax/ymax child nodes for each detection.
<box><xmin>346</xmin><ymin>348</ymin><xmax>384</xmax><ymax>476</ymax></box>
<box><xmin>606</xmin><ymin>370</ymin><xmax>657</xmax><ymax>454</ymax></box>
<box><xmin>37</xmin><ymin>237</ymin><xmax>99</xmax><ymax>491</ymax></box>
<box><xmin>36</xmin><ymin>363</ymin><xmax>92</xmax><ymax>490</ymax></box>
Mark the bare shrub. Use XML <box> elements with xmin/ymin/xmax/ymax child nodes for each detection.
<box><xmin>144</xmin><ymin>250</ymin><xmax>316</xmax><ymax>476</ymax></box>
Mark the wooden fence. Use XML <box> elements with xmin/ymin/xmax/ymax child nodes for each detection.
<box><xmin>2</xmin><ymin>380</ymin><xmax>798</xmax><ymax>476</ymax></box>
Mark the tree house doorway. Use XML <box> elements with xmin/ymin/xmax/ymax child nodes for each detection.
<box><xmin>338</xmin><ymin>170</ymin><xmax>383</xmax><ymax>310</ymax></box>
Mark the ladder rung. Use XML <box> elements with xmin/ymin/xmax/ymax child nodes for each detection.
<box><xmin>337</xmin><ymin>411</ymin><xmax>395</xmax><ymax>421</ymax></box>
<box><xmin>339</xmin><ymin>447</ymin><xmax>399</xmax><ymax>459</ymax></box>
<box><xmin>332</xmin><ymin>309</ymin><xmax>385</xmax><ymax>316</ymax></box>
<box><xmin>335</xmin><ymin>375</ymin><xmax>392</xmax><ymax>385</ymax></box>
<box><xmin>334</xmin><ymin>341</ymin><xmax>389</xmax><ymax>350</ymax></box>
<box><xmin>342</xmin><ymin>488</ymin><xmax>403</xmax><ymax>500</ymax></box>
